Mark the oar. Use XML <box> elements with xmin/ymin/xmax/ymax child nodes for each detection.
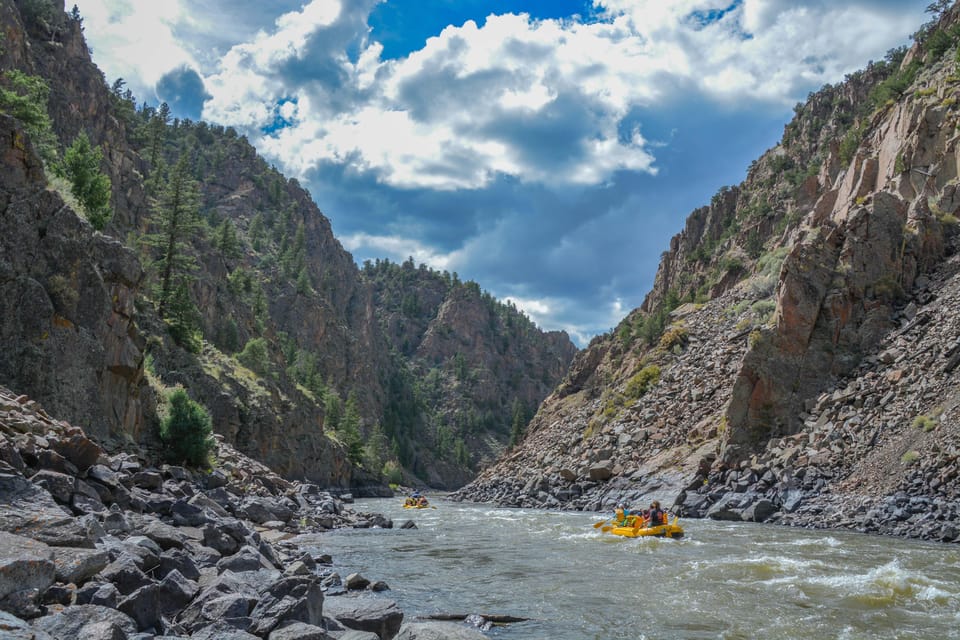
<box><xmin>592</xmin><ymin>519</ymin><xmax>609</xmax><ymax>529</ymax></box>
<box><xmin>601</xmin><ymin>525</ymin><xmax>613</xmax><ymax>533</ymax></box>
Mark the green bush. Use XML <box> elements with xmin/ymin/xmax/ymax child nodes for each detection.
<box><xmin>238</xmin><ymin>337</ymin><xmax>271</xmax><ymax>375</ymax></box>
<box><xmin>160</xmin><ymin>389</ymin><xmax>214</xmax><ymax>467</ymax></box>
<box><xmin>912</xmin><ymin>415</ymin><xmax>937</xmax><ymax>432</ymax></box>
<box><xmin>901</xmin><ymin>450</ymin><xmax>921</xmax><ymax>465</ymax></box>
<box><xmin>626</xmin><ymin>365</ymin><xmax>661</xmax><ymax>399</ymax></box>
<box><xmin>61</xmin><ymin>131</ymin><xmax>112</xmax><ymax>230</ymax></box>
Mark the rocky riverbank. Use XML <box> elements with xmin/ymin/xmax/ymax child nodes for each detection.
<box><xmin>0</xmin><ymin>386</ymin><xmax>490</xmax><ymax>640</ymax></box>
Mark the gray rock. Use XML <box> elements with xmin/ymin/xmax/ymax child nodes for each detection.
<box><xmin>143</xmin><ymin>520</ymin><xmax>189</xmax><ymax>550</ymax></box>
<box><xmin>52</xmin><ymin>546</ymin><xmax>109</xmax><ymax>584</ymax></box>
<box><xmin>589</xmin><ymin>461</ymin><xmax>614</xmax><ymax>482</ymax></box>
<box><xmin>344</xmin><ymin>573</ymin><xmax>369</xmax><ymax>590</ymax></box>
<box><xmin>0</xmin><ymin>473</ymin><xmax>93</xmax><ymax>547</ymax></box>
<box><xmin>99</xmin><ymin>556</ymin><xmax>153</xmax><ymax>595</ymax></box>
<box><xmin>250</xmin><ymin>575</ymin><xmax>323</xmax><ymax>635</ymax></box>
<box><xmin>118</xmin><ymin>583</ymin><xmax>161</xmax><ymax>631</ymax></box>
<box><xmin>191</xmin><ymin>621</ymin><xmax>260</xmax><ymax>639</ymax></box>
<box><xmin>159</xmin><ymin>548</ymin><xmax>202</xmax><ymax>581</ymax></box>
<box><xmin>323</xmin><ymin>597</ymin><xmax>403</xmax><ymax>640</ymax></box>
<box><xmin>394</xmin><ymin>622</ymin><xmax>489</xmax><ymax>640</ymax></box>
<box><xmin>217</xmin><ymin>545</ymin><xmax>271</xmax><ymax>573</ymax></box>
<box><xmin>30</xmin><ymin>469</ymin><xmax>75</xmax><ymax>503</ymax></box>
<box><xmin>0</xmin><ymin>611</ymin><xmax>55</xmax><ymax>639</ymax></box>
<box><xmin>269</xmin><ymin>621</ymin><xmax>331</xmax><ymax>639</ymax></box>
<box><xmin>76</xmin><ymin>582</ymin><xmax>119</xmax><ymax>607</ymax></box>
<box><xmin>0</xmin><ymin>532</ymin><xmax>55</xmax><ymax>601</ymax></box>
<box><xmin>741</xmin><ymin>498</ymin><xmax>777</xmax><ymax>523</ymax></box>
<box><xmin>158</xmin><ymin>569</ymin><xmax>199</xmax><ymax>614</ymax></box>
<box><xmin>31</xmin><ymin>605</ymin><xmax>137</xmax><ymax>639</ymax></box>
<box><xmin>172</xmin><ymin>499</ymin><xmax>212</xmax><ymax>526</ymax></box>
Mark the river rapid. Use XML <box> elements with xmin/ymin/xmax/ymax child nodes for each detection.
<box><xmin>299</xmin><ymin>498</ymin><xmax>960</xmax><ymax>639</ymax></box>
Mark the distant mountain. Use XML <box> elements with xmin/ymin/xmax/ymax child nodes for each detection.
<box><xmin>363</xmin><ymin>258</ymin><xmax>577</xmax><ymax>486</ymax></box>
<box><xmin>455</xmin><ymin>4</ymin><xmax>960</xmax><ymax>542</ymax></box>
<box><xmin>0</xmin><ymin>0</ymin><xmax>576</xmax><ymax>491</ymax></box>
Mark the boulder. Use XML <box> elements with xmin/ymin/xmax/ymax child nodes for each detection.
<box><xmin>31</xmin><ymin>605</ymin><xmax>137</xmax><ymax>639</ymax></box>
<box><xmin>323</xmin><ymin>597</ymin><xmax>403</xmax><ymax>640</ymax></box>
<box><xmin>217</xmin><ymin>545</ymin><xmax>272</xmax><ymax>573</ymax></box>
<box><xmin>250</xmin><ymin>575</ymin><xmax>324</xmax><ymax>635</ymax></box>
<box><xmin>0</xmin><ymin>532</ymin><xmax>55</xmax><ymax>601</ymax></box>
<box><xmin>268</xmin><ymin>621</ymin><xmax>331</xmax><ymax>639</ymax></box>
<box><xmin>118</xmin><ymin>583</ymin><xmax>161</xmax><ymax>631</ymax></box>
<box><xmin>50</xmin><ymin>434</ymin><xmax>103</xmax><ymax>473</ymax></box>
<box><xmin>0</xmin><ymin>611</ymin><xmax>54</xmax><ymax>639</ymax></box>
<box><xmin>588</xmin><ymin>461</ymin><xmax>614</xmax><ymax>482</ymax></box>
<box><xmin>157</xmin><ymin>569</ymin><xmax>199</xmax><ymax>614</ymax></box>
<box><xmin>51</xmin><ymin>546</ymin><xmax>109</xmax><ymax>584</ymax></box>
<box><xmin>0</xmin><ymin>473</ymin><xmax>93</xmax><ymax>547</ymax></box>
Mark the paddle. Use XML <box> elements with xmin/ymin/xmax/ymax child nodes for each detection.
<box><xmin>592</xmin><ymin>520</ymin><xmax>609</xmax><ymax>529</ymax></box>
<box><xmin>601</xmin><ymin>525</ymin><xmax>613</xmax><ymax>533</ymax></box>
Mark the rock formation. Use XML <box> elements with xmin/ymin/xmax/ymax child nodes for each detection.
<box><xmin>454</xmin><ymin>6</ymin><xmax>960</xmax><ymax>543</ymax></box>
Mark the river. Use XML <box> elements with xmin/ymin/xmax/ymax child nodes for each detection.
<box><xmin>298</xmin><ymin>498</ymin><xmax>960</xmax><ymax>639</ymax></box>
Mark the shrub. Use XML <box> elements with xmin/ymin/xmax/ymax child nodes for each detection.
<box><xmin>659</xmin><ymin>325</ymin><xmax>689</xmax><ymax>351</ymax></box>
<box><xmin>160</xmin><ymin>389</ymin><xmax>214</xmax><ymax>467</ymax></box>
<box><xmin>626</xmin><ymin>365</ymin><xmax>661</xmax><ymax>399</ymax></box>
<box><xmin>61</xmin><ymin>131</ymin><xmax>112</xmax><ymax>230</ymax></box>
<box><xmin>901</xmin><ymin>450</ymin><xmax>921</xmax><ymax>465</ymax></box>
<box><xmin>382</xmin><ymin>460</ymin><xmax>403</xmax><ymax>485</ymax></box>
<box><xmin>751</xmin><ymin>299</ymin><xmax>776</xmax><ymax>324</ymax></box>
<box><xmin>238</xmin><ymin>337</ymin><xmax>271</xmax><ymax>375</ymax></box>
<box><xmin>912</xmin><ymin>415</ymin><xmax>937</xmax><ymax>432</ymax></box>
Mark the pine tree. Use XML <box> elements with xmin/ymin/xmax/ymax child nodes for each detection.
<box><xmin>0</xmin><ymin>70</ymin><xmax>57</xmax><ymax>165</ymax></box>
<box><xmin>165</xmin><ymin>279</ymin><xmax>202</xmax><ymax>352</ymax></box>
<box><xmin>142</xmin><ymin>155</ymin><xmax>201</xmax><ymax>317</ymax></box>
<box><xmin>160</xmin><ymin>389</ymin><xmax>214</xmax><ymax>467</ymax></box>
<box><xmin>61</xmin><ymin>130</ymin><xmax>112</xmax><ymax>230</ymax></box>
<box><xmin>340</xmin><ymin>392</ymin><xmax>364</xmax><ymax>464</ymax></box>
<box><xmin>148</xmin><ymin>102</ymin><xmax>170</xmax><ymax>166</ymax></box>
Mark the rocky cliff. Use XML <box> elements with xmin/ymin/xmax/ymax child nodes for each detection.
<box><xmin>363</xmin><ymin>259</ymin><xmax>577</xmax><ymax>486</ymax></box>
<box><xmin>0</xmin><ymin>0</ymin><xmax>575</xmax><ymax>491</ymax></box>
<box><xmin>454</xmin><ymin>6</ymin><xmax>960</xmax><ymax>542</ymax></box>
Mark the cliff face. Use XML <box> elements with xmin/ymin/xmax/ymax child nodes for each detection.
<box><xmin>0</xmin><ymin>113</ymin><xmax>147</xmax><ymax>445</ymax></box>
<box><xmin>364</xmin><ymin>260</ymin><xmax>577</xmax><ymax>486</ymax></box>
<box><xmin>455</xmin><ymin>7</ymin><xmax>960</xmax><ymax>542</ymax></box>
<box><xmin>0</xmin><ymin>0</ymin><xmax>575</xmax><ymax>490</ymax></box>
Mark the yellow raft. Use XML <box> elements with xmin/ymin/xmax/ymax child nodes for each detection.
<box><xmin>609</xmin><ymin>515</ymin><xmax>684</xmax><ymax>538</ymax></box>
<box><xmin>403</xmin><ymin>503</ymin><xmax>430</xmax><ymax>509</ymax></box>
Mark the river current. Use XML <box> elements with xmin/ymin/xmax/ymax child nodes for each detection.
<box><xmin>298</xmin><ymin>498</ymin><xmax>960</xmax><ymax>639</ymax></box>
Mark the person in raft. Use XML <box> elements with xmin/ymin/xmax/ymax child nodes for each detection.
<box><xmin>643</xmin><ymin>500</ymin><xmax>665</xmax><ymax>526</ymax></box>
<box><xmin>613</xmin><ymin>503</ymin><xmax>632</xmax><ymax>526</ymax></box>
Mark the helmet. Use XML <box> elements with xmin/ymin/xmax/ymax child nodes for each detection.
<box><xmin>617</xmin><ymin>502</ymin><xmax>625</xmax><ymax>509</ymax></box>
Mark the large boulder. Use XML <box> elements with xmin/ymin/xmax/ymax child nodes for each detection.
<box><xmin>0</xmin><ymin>532</ymin><xmax>55</xmax><ymax>603</ymax></box>
<box><xmin>31</xmin><ymin>605</ymin><xmax>137</xmax><ymax>639</ymax></box>
<box><xmin>323</xmin><ymin>597</ymin><xmax>403</xmax><ymax>640</ymax></box>
<box><xmin>51</xmin><ymin>546</ymin><xmax>109</xmax><ymax>584</ymax></box>
<box><xmin>0</xmin><ymin>473</ymin><xmax>93</xmax><ymax>547</ymax></box>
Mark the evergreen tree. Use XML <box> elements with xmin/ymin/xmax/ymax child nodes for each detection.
<box><xmin>216</xmin><ymin>218</ymin><xmax>242</xmax><ymax>260</ymax></box>
<box><xmin>249</xmin><ymin>212</ymin><xmax>265</xmax><ymax>251</ymax></box>
<box><xmin>160</xmin><ymin>389</ymin><xmax>214</xmax><ymax>467</ymax></box>
<box><xmin>143</xmin><ymin>155</ymin><xmax>201</xmax><ymax>317</ymax></box>
<box><xmin>340</xmin><ymin>392</ymin><xmax>364</xmax><ymax>464</ymax></box>
<box><xmin>165</xmin><ymin>279</ymin><xmax>202</xmax><ymax>352</ymax></box>
<box><xmin>324</xmin><ymin>388</ymin><xmax>342</xmax><ymax>431</ymax></box>
<box><xmin>61</xmin><ymin>130</ymin><xmax>112</xmax><ymax>230</ymax></box>
<box><xmin>0</xmin><ymin>70</ymin><xmax>57</xmax><ymax>165</ymax></box>
<box><xmin>509</xmin><ymin>398</ymin><xmax>529</xmax><ymax>447</ymax></box>
<box><xmin>148</xmin><ymin>101</ymin><xmax>170</xmax><ymax>166</ymax></box>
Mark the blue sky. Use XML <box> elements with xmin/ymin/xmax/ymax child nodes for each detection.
<box><xmin>73</xmin><ymin>0</ymin><xmax>929</xmax><ymax>345</ymax></box>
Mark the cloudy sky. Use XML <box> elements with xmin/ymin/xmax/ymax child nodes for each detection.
<box><xmin>73</xmin><ymin>0</ymin><xmax>929</xmax><ymax>345</ymax></box>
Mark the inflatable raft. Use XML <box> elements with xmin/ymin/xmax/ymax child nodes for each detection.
<box><xmin>609</xmin><ymin>515</ymin><xmax>684</xmax><ymax>538</ymax></box>
<box><xmin>403</xmin><ymin>503</ymin><xmax>430</xmax><ymax>509</ymax></box>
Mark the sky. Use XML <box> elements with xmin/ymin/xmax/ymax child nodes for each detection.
<box><xmin>72</xmin><ymin>0</ymin><xmax>930</xmax><ymax>345</ymax></box>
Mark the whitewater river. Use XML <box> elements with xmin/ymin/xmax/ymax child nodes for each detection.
<box><xmin>300</xmin><ymin>498</ymin><xmax>960</xmax><ymax>639</ymax></box>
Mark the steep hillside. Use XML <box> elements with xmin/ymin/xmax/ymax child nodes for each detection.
<box><xmin>0</xmin><ymin>0</ymin><xmax>575</xmax><ymax>490</ymax></box>
<box><xmin>363</xmin><ymin>259</ymin><xmax>577</xmax><ymax>486</ymax></box>
<box><xmin>455</xmin><ymin>5</ymin><xmax>960</xmax><ymax>542</ymax></box>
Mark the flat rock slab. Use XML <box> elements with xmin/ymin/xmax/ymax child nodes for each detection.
<box><xmin>395</xmin><ymin>622</ymin><xmax>490</xmax><ymax>640</ymax></box>
<box><xmin>0</xmin><ymin>611</ymin><xmax>54</xmax><ymax>640</ymax></box>
<box><xmin>323</xmin><ymin>596</ymin><xmax>403</xmax><ymax>640</ymax></box>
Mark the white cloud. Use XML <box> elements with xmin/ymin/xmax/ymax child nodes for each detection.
<box><xmin>341</xmin><ymin>232</ymin><xmax>462</xmax><ymax>271</ymax></box>
<box><xmin>74</xmin><ymin>0</ymin><xmax>197</xmax><ymax>100</ymax></box>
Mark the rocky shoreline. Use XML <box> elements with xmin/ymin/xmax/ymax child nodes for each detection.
<box><xmin>0</xmin><ymin>386</ymin><xmax>490</xmax><ymax>640</ymax></box>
